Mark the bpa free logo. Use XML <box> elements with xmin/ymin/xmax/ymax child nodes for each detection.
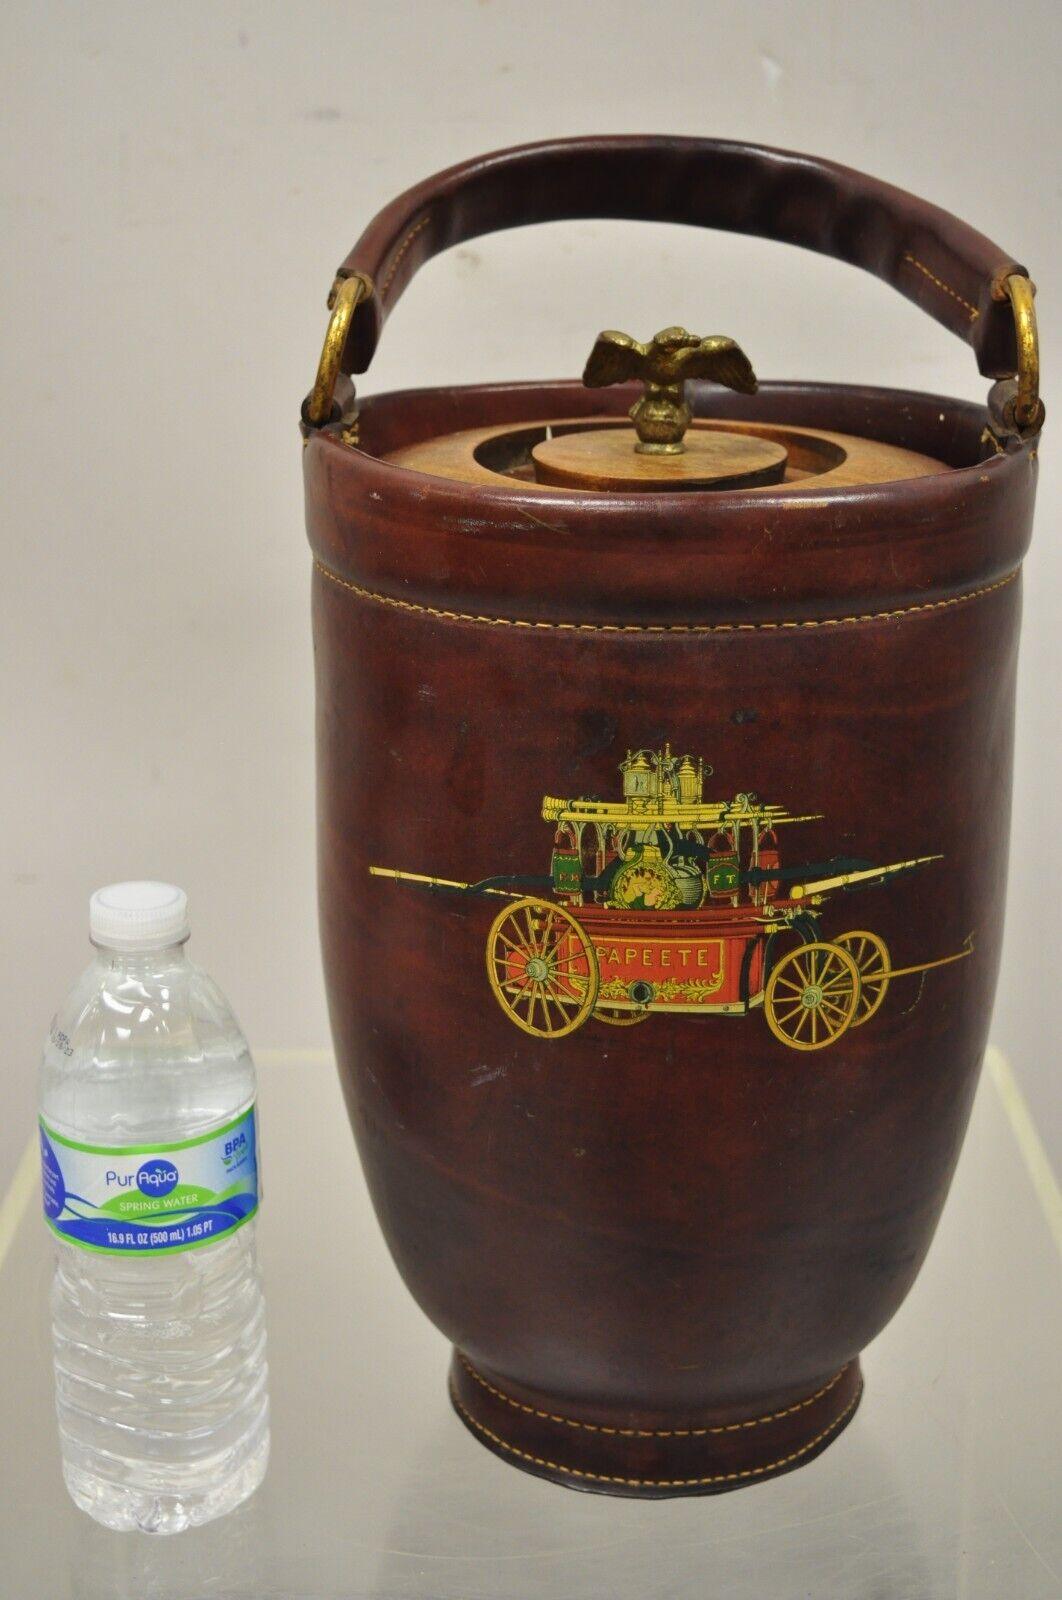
<box><xmin>223</xmin><ymin>1130</ymin><xmax>247</xmax><ymax>1166</ymax></box>
<box><xmin>136</xmin><ymin>1158</ymin><xmax>179</xmax><ymax>1197</ymax></box>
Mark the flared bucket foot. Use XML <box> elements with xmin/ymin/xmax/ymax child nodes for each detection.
<box><xmin>449</xmin><ymin>1349</ymin><xmax>863</xmax><ymax>1498</ymax></box>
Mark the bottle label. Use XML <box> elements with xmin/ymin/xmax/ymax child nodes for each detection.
<box><xmin>39</xmin><ymin>1105</ymin><xmax>259</xmax><ymax>1254</ymax></box>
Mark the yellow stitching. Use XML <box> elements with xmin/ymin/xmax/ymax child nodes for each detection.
<box><xmin>314</xmin><ymin>559</ymin><xmax>1017</xmax><ymax>635</ymax></box>
<box><xmin>450</xmin><ymin>1382</ymin><xmax>862</xmax><ymax>1488</ymax></box>
<box><xmin>380</xmin><ymin>216</ymin><xmax>431</xmax><ymax>297</ymax></box>
<box><xmin>902</xmin><ymin>253</ymin><xmax>980</xmax><ymax>321</ymax></box>
<box><xmin>458</xmin><ymin>1353</ymin><xmax>848</xmax><ymax>1436</ymax></box>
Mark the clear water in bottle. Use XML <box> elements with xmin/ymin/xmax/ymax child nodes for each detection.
<box><xmin>38</xmin><ymin>882</ymin><xmax>269</xmax><ymax>1533</ymax></box>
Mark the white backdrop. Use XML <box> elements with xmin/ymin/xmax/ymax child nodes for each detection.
<box><xmin>2</xmin><ymin>0</ymin><xmax>1058</xmax><ymax>1190</ymax></box>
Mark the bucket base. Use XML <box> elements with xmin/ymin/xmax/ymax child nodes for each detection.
<box><xmin>449</xmin><ymin>1350</ymin><xmax>863</xmax><ymax>1498</ymax></box>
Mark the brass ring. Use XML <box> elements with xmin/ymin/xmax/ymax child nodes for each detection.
<box><xmin>1003</xmin><ymin>274</ymin><xmax>1041</xmax><ymax>431</ymax></box>
<box><xmin>304</xmin><ymin>273</ymin><xmax>373</xmax><ymax>428</ymax></box>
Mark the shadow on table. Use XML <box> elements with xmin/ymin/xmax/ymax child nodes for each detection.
<box><xmin>64</xmin><ymin>1394</ymin><xmax>943</xmax><ymax>1600</ymax></box>
<box><xmin>69</xmin><ymin>1490</ymin><xmax>273</xmax><ymax>1600</ymax></box>
<box><xmin>362</xmin><ymin>1406</ymin><xmax>936</xmax><ymax>1600</ymax></box>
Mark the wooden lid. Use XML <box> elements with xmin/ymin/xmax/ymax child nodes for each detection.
<box><xmin>379</xmin><ymin>416</ymin><xmax>946</xmax><ymax>489</ymax></box>
<box><xmin>382</xmin><ymin>418</ymin><xmax>949</xmax><ymax>494</ymax></box>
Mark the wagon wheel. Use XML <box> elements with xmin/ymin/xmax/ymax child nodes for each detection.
<box><xmin>486</xmin><ymin>897</ymin><xmax>599</xmax><ymax>1039</ymax></box>
<box><xmin>764</xmin><ymin>941</ymin><xmax>860</xmax><ymax>1052</ymax></box>
<box><xmin>594</xmin><ymin>1005</ymin><xmax>650</xmax><ymax>1027</ymax></box>
<box><xmin>835</xmin><ymin>931</ymin><xmax>891</xmax><ymax>1026</ymax></box>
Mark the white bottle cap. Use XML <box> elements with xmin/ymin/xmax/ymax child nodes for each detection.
<box><xmin>89</xmin><ymin>882</ymin><xmax>190</xmax><ymax>951</ymax></box>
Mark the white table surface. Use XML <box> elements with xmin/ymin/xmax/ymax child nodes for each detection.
<box><xmin>1</xmin><ymin>1044</ymin><xmax>1059</xmax><ymax>1600</ymax></box>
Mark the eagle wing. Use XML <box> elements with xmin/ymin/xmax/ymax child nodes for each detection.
<box><xmin>676</xmin><ymin>337</ymin><xmax>758</xmax><ymax>394</ymax></box>
<box><xmin>582</xmin><ymin>330</ymin><xmax>649</xmax><ymax>388</ymax></box>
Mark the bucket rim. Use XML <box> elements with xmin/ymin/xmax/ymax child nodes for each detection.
<box><xmin>310</xmin><ymin>377</ymin><xmax>1032</xmax><ymax>509</ymax></box>
<box><xmin>304</xmin><ymin>380</ymin><xmax>1036</xmax><ymax>628</ymax></box>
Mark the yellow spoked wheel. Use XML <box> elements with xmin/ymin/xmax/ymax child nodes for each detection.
<box><xmin>764</xmin><ymin>941</ymin><xmax>860</xmax><ymax>1052</ymax></box>
<box><xmin>486</xmin><ymin>897</ymin><xmax>599</xmax><ymax>1039</ymax></box>
<box><xmin>835</xmin><ymin>930</ymin><xmax>891</xmax><ymax>1026</ymax></box>
<box><xmin>593</xmin><ymin>1006</ymin><xmax>651</xmax><ymax>1027</ymax></box>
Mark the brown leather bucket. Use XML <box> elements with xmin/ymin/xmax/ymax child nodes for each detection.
<box><xmin>301</xmin><ymin>138</ymin><xmax>1041</xmax><ymax>1496</ymax></box>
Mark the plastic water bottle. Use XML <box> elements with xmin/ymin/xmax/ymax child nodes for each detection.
<box><xmin>38</xmin><ymin>883</ymin><xmax>269</xmax><ymax>1533</ymax></box>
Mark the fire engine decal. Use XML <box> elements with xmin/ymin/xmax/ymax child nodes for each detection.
<box><xmin>370</xmin><ymin>744</ymin><xmax>973</xmax><ymax>1049</ymax></box>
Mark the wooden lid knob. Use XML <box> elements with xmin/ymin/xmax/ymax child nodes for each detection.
<box><xmin>531</xmin><ymin>425</ymin><xmax>788</xmax><ymax>492</ymax></box>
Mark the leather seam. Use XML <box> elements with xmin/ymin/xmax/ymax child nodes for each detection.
<box><xmin>458</xmin><ymin>1353</ymin><xmax>848</xmax><ymax>1436</ymax></box>
<box><xmin>380</xmin><ymin>216</ymin><xmax>431</xmax><ymax>298</ymax></box>
<box><xmin>902</xmin><ymin>253</ymin><xmax>980</xmax><ymax>321</ymax></box>
<box><xmin>450</xmin><ymin>1381</ymin><xmax>862</xmax><ymax>1488</ymax></box>
<box><xmin>313</xmin><ymin>559</ymin><xmax>1017</xmax><ymax>634</ymax></box>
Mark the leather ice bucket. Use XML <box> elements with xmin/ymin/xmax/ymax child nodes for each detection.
<box><xmin>300</xmin><ymin>137</ymin><xmax>1042</xmax><ymax>1495</ymax></box>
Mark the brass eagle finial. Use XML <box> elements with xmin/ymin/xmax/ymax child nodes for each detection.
<box><xmin>582</xmin><ymin>326</ymin><xmax>758</xmax><ymax>453</ymax></box>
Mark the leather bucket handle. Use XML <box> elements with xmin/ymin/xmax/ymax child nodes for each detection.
<box><xmin>303</xmin><ymin>135</ymin><xmax>1040</xmax><ymax>434</ymax></box>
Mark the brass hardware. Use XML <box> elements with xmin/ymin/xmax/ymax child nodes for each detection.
<box><xmin>582</xmin><ymin>327</ymin><xmax>758</xmax><ymax>453</ymax></box>
<box><xmin>1003</xmin><ymin>274</ymin><xmax>1042</xmax><ymax>433</ymax></box>
<box><xmin>304</xmin><ymin>272</ymin><xmax>373</xmax><ymax>429</ymax></box>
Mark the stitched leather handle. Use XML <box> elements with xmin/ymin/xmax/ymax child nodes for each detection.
<box><xmin>335</xmin><ymin>135</ymin><xmax>1025</xmax><ymax>380</ymax></box>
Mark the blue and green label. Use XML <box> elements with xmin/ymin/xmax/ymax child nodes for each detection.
<box><xmin>39</xmin><ymin>1105</ymin><xmax>258</xmax><ymax>1254</ymax></box>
